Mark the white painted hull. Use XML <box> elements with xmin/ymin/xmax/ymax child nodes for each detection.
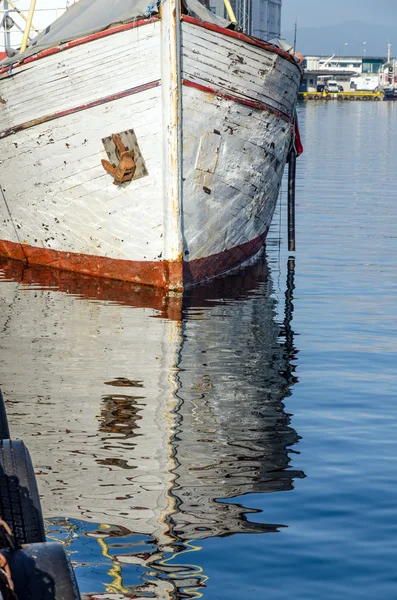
<box><xmin>0</xmin><ymin>11</ymin><xmax>301</xmax><ymax>289</ymax></box>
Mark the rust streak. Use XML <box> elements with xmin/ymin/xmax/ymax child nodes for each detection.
<box><xmin>0</xmin><ymin>233</ymin><xmax>269</xmax><ymax>290</ymax></box>
<box><xmin>0</xmin><ymin>239</ymin><xmax>183</xmax><ymax>290</ymax></box>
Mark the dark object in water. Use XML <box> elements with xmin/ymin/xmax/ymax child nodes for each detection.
<box><xmin>288</xmin><ymin>150</ymin><xmax>296</xmax><ymax>252</ymax></box>
<box><xmin>2</xmin><ymin>542</ymin><xmax>81</xmax><ymax>599</ymax></box>
<box><xmin>0</xmin><ymin>390</ymin><xmax>10</xmax><ymax>440</ymax></box>
<box><xmin>0</xmin><ymin>440</ymin><xmax>45</xmax><ymax>546</ymax></box>
<box><xmin>0</xmin><ymin>394</ymin><xmax>81</xmax><ymax>598</ymax></box>
<box><xmin>104</xmin><ymin>377</ymin><xmax>144</xmax><ymax>387</ymax></box>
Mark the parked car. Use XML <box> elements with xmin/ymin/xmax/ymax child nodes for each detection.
<box><xmin>325</xmin><ymin>80</ymin><xmax>340</xmax><ymax>93</ymax></box>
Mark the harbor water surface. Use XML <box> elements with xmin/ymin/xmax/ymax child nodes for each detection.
<box><xmin>0</xmin><ymin>101</ymin><xmax>396</xmax><ymax>599</ymax></box>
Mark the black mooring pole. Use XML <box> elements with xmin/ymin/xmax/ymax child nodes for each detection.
<box><xmin>284</xmin><ymin>256</ymin><xmax>296</xmax><ymax>359</ymax></box>
<box><xmin>288</xmin><ymin>150</ymin><xmax>296</xmax><ymax>252</ymax></box>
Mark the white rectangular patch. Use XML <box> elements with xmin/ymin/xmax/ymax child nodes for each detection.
<box><xmin>195</xmin><ymin>131</ymin><xmax>222</xmax><ymax>174</ymax></box>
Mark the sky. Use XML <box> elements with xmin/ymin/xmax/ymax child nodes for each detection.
<box><xmin>7</xmin><ymin>0</ymin><xmax>397</xmax><ymax>31</ymax></box>
<box><xmin>282</xmin><ymin>0</ymin><xmax>397</xmax><ymax>31</ymax></box>
<box><xmin>4</xmin><ymin>0</ymin><xmax>397</xmax><ymax>47</ymax></box>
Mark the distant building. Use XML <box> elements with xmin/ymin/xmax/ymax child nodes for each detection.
<box><xmin>210</xmin><ymin>0</ymin><xmax>282</xmax><ymax>40</ymax></box>
<box><xmin>250</xmin><ymin>0</ymin><xmax>282</xmax><ymax>41</ymax></box>
<box><xmin>301</xmin><ymin>55</ymin><xmax>392</xmax><ymax>93</ymax></box>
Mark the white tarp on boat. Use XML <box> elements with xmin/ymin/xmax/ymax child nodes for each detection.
<box><xmin>1</xmin><ymin>0</ymin><xmax>230</xmax><ymax>66</ymax></box>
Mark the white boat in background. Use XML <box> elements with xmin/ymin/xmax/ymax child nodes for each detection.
<box><xmin>0</xmin><ymin>0</ymin><xmax>302</xmax><ymax>290</ymax></box>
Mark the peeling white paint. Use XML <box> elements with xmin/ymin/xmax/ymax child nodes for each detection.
<box><xmin>180</xmin><ymin>20</ymin><xmax>299</xmax><ymax>262</ymax></box>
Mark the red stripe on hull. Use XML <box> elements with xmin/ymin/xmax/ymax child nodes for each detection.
<box><xmin>184</xmin><ymin>232</ymin><xmax>268</xmax><ymax>286</ymax></box>
<box><xmin>0</xmin><ymin>240</ymin><xmax>183</xmax><ymax>290</ymax></box>
<box><xmin>182</xmin><ymin>79</ymin><xmax>292</xmax><ymax>123</ymax></box>
<box><xmin>0</xmin><ymin>80</ymin><xmax>161</xmax><ymax>139</ymax></box>
<box><xmin>0</xmin><ymin>18</ymin><xmax>159</xmax><ymax>76</ymax></box>
<box><xmin>0</xmin><ymin>234</ymin><xmax>268</xmax><ymax>289</ymax></box>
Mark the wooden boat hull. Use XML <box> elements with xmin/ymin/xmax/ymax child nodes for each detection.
<box><xmin>0</xmin><ymin>10</ymin><xmax>301</xmax><ymax>289</ymax></box>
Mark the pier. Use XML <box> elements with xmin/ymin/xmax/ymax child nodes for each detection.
<box><xmin>299</xmin><ymin>91</ymin><xmax>383</xmax><ymax>101</ymax></box>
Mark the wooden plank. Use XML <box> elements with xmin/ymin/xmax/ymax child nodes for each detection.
<box><xmin>0</xmin><ymin>87</ymin><xmax>166</xmax><ymax>263</ymax></box>
<box><xmin>181</xmin><ymin>21</ymin><xmax>301</xmax><ymax>118</ymax></box>
<box><xmin>181</xmin><ymin>82</ymin><xmax>293</xmax><ymax>261</ymax></box>
<box><xmin>0</xmin><ymin>23</ymin><xmax>161</xmax><ymax>129</ymax></box>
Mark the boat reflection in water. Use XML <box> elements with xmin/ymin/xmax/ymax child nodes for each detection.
<box><xmin>0</xmin><ymin>255</ymin><xmax>304</xmax><ymax>598</ymax></box>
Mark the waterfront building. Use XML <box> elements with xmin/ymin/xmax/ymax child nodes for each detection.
<box><xmin>301</xmin><ymin>55</ymin><xmax>392</xmax><ymax>92</ymax></box>
<box><xmin>250</xmin><ymin>0</ymin><xmax>282</xmax><ymax>41</ymax></box>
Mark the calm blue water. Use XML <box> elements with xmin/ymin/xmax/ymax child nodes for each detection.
<box><xmin>1</xmin><ymin>100</ymin><xmax>397</xmax><ymax>599</ymax></box>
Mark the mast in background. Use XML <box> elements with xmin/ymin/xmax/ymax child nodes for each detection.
<box><xmin>20</xmin><ymin>0</ymin><xmax>37</xmax><ymax>52</ymax></box>
<box><xmin>293</xmin><ymin>21</ymin><xmax>297</xmax><ymax>52</ymax></box>
<box><xmin>2</xmin><ymin>0</ymin><xmax>12</xmax><ymax>50</ymax></box>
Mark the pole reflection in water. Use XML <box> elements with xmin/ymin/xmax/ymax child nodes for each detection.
<box><xmin>0</xmin><ymin>255</ymin><xmax>304</xmax><ymax>599</ymax></box>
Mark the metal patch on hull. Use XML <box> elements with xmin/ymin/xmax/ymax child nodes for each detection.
<box><xmin>195</xmin><ymin>130</ymin><xmax>222</xmax><ymax>174</ymax></box>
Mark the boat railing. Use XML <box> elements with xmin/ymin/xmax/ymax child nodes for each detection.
<box><xmin>0</xmin><ymin>3</ymin><xmax>66</xmax><ymax>54</ymax></box>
